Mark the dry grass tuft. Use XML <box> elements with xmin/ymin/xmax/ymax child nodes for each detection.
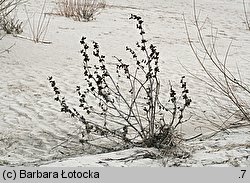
<box><xmin>57</xmin><ymin>0</ymin><xmax>106</xmax><ymax>21</ymax></box>
<box><xmin>0</xmin><ymin>0</ymin><xmax>23</xmax><ymax>36</ymax></box>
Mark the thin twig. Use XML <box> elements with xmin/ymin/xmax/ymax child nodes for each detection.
<box><xmin>243</xmin><ymin>0</ymin><xmax>250</xmax><ymax>30</ymax></box>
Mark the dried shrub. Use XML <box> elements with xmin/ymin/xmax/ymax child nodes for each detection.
<box><xmin>49</xmin><ymin>15</ymin><xmax>192</xmax><ymax>151</ymax></box>
<box><xmin>184</xmin><ymin>1</ymin><xmax>250</xmax><ymax>131</ymax></box>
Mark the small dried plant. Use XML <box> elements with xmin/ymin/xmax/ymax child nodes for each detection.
<box><xmin>24</xmin><ymin>0</ymin><xmax>51</xmax><ymax>43</ymax></box>
<box><xmin>57</xmin><ymin>0</ymin><xmax>106</xmax><ymax>21</ymax></box>
<box><xmin>49</xmin><ymin>14</ymin><xmax>192</xmax><ymax>151</ymax></box>
<box><xmin>0</xmin><ymin>0</ymin><xmax>23</xmax><ymax>35</ymax></box>
<box><xmin>0</xmin><ymin>14</ymin><xmax>23</xmax><ymax>34</ymax></box>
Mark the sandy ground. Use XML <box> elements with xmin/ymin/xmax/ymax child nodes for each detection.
<box><xmin>0</xmin><ymin>0</ymin><xmax>249</xmax><ymax>166</ymax></box>
<box><xmin>41</xmin><ymin>128</ymin><xmax>250</xmax><ymax>167</ymax></box>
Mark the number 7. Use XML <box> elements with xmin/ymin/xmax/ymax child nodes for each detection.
<box><xmin>241</xmin><ymin>170</ymin><xmax>246</xmax><ymax>178</ymax></box>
